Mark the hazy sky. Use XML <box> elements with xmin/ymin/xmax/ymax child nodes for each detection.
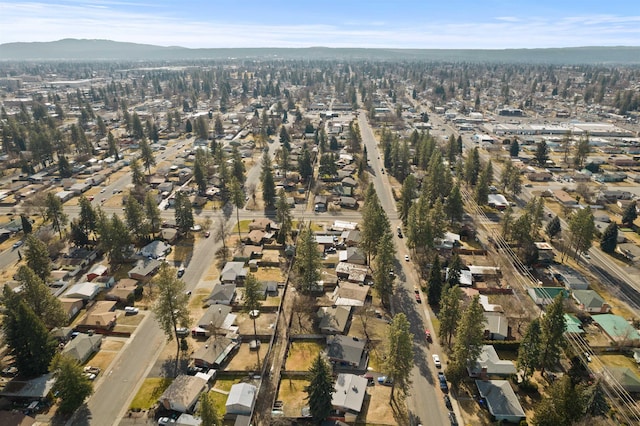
<box><xmin>1</xmin><ymin>0</ymin><xmax>639</xmax><ymax>48</ymax></box>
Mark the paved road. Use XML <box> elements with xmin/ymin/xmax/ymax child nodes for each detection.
<box><xmin>358</xmin><ymin>112</ymin><xmax>452</xmax><ymax>425</ymax></box>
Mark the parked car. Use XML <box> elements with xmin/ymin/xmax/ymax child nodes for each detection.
<box><xmin>425</xmin><ymin>329</ymin><xmax>432</xmax><ymax>342</ymax></box>
<box><xmin>404</xmin><ymin>254</ymin><xmax>410</xmax><ymax>261</ymax></box>
<box><xmin>158</xmin><ymin>417</ymin><xmax>176</xmax><ymax>426</ymax></box>
<box><xmin>415</xmin><ymin>291</ymin><xmax>422</xmax><ymax>304</ymax></box>
<box><xmin>377</xmin><ymin>376</ymin><xmax>393</xmax><ymax>386</ymax></box>
<box><xmin>444</xmin><ymin>394</ymin><xmax>452</xmax><ymax>410</ymax></box>
<box><xmin>204</xmin><ymin>231</ymin><xmax>210</xmax><ymax>238</ymax></box>
<box><xmin>12</xmin><ymin>240</ymin><xmax>23</xmax><ymax>249</ymax></box>
<box><xmin>177</xmin><ymin>265</ymin><xmax>185</xmax><ymax>278</ymax></box>
<box><xmin>448</xmin><ymin>411</ymin><xmax>458</xmax><ymax>425</ymax></box>
<box><xmin>432</xmin><ymin>354</ymin><xmax>441</xmax><ymax>368</ymax></box>
<box><xmin>438</xmin><ymin>372</ymin><xmax>448</xmax><ymax>391</ymax></box>
<box><xmin>176</xmin><ymin>327</ymin><xmax>189</xmax><ymax>338</ymax></box>
<box><xmin>124</xmin><ymin>306</ymin><xmax>139</xmax><ymax>315</ymax></box>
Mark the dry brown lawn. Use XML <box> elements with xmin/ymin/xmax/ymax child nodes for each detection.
<box><xmin>223</xmin><ymin>343</ymin><xmax>267</xmax><ymax>371</ymax></box>
<box><xmin>85</xmin><ymin>350</ymin><xmax>118</xmax><ymax>372</ymax></box>
<box><xmin>235</xmin><ymin>312</ymin><xmax>277</xmax><ymax>335</ymax></box>
<box><xmin>116</xmin><ymin>311</ymin><xmax>145</xmax><ymax>326</ymax></box>
<box><xmin>360</xmin><ymin>385</ymin><xmax>401</xmax><ymax>425</ymax></box>
<box><xmin>253</xmin><ymin>267</ymin><xmax>284</xmax><ymax>282</ymax></box>
<box><xmin>100</xmin><ymin>338</ymin><xmax>126</xmax><ymax>352</ymax></box>
<box><xmin>276</xmin><ymin>378</ymin><xmax>309</xmax><ymax>417</ymax></box>
<box><xmin>596</xmin><ymin>353</ymin><xmax>638</xmax><ymax>373</ymax></box>
<box><xmin>284</xmin><ymin>341</ymin><xmax>324</xmax><ymax>371</ymax></box>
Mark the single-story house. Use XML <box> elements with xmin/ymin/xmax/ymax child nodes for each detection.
<box><xmin>314</xmin><ymin>195</ymin><xmax>327</xmax><ymax>212</ymax></box>
<box><xmin>338</xmin><ymin>196</ymin><xmax>358</xmax><ymax>209</ymax></box>
<box><xmin>50</xmin><ymin>326</ymin><xmax>75</xmax><ymax>342</ymax></box>
<box><xmin>220</xmin><ymin>262</ymin><xmax>248</xmax><ymax>284</ymax></box>
<box><xmin>617</xmin><ymin>243</ymin><xmax>640</xmax><ymax>263</ymax></box>
<box><xmin>128</xmin><ymin>258</ymin><xmax>162</xmax><ymax>281</ymax></box>
<box><xmin>331</xmin><ymin>282</ymin><xmax>369</xmax><ymax>307</ymax></box>
<box><xmin>335</xmin><ymin>262</ymin><xmax>370</xmax><ymax>284</ymax></box>
<box><xmin>564</xmin><ymin>314</ymin><xmax>585</xmax><ymax>335</ymax></box>
<box><xmin>527</xmin><ymin>287</ymin><xmax>568</xmax><ymax>305</ymax></box>
<box><xmin>64</xmin><ymin>282</ymin><xmax>101</xmax><ymax>300</ymax></box>
<box><xmin>475</xmin><ymin>380</ymin><xmax>525</xmax><ymax>423</ymax></box>
<box><xmin>159</xmin><ymin>375</ymin><xmax>208</xmax><ymax>413</ymax></box>
<box><xmin>86</xmin><ymin>264</ymin><xmax>108</xmax><ymax>281</ymax></box>
<box><xmin>204</xmin><ymin>283</ymin><xmax>236</xmax><ymax>306</ymax></box>
<box><xmin>332</xmin><ymin>373</ymin><xmax>368</xmax><ymax>422</ymax></box>
<box><xmin>553</xmin><ymin>189</ymin><xmax>578</xmax><ymax>206</ymax></box>
<box><xmin>592</xmin><ymin>314</ymin><xmax>640</xmax><ymax>344</ymax></box>
<box><xmin>0</xmin><ymin>373</ymin><xmax>55</xmax><ymax>400</ymax></box>
<box><xmin>140</xmin><ymin>240</ymin><xmax>172</xmax><ymax>259</ymax></box>
<box><xmin>62</xmin><ymin>333</ymin><xmax>103</xmax><ymax>363</ymax></box>
<box><xmin>338</xmin><ymin>247</ymin><xmax>366</xmax><ymax>265</ymax></box>
<box><xmin>59</xmin><ymin>298</ymin><xmax>84</xmax><ymax>320</ymax></box>
<box><xmin>190</xmin><ymin>336</ymin><xmax>239</xmax><ymax>369</ymax></box>
<box><xmin>317</xmin><ymin>306</ymin><xmax>351</xmax><ymax>335</ymax></box>
<box><xmin>572</xmin><ymin>290</ymin><xmax>611</xmax><ymax>313</ymax></box>
<box><xmin>341</xmin><ymin>230</ymin><xmax>361</xmax><ymax>246</ymax></box>
<box><xmin>325</xmin><ymin>335</ymin><xmax>368</xmax><ymax>370</ymax></box>
<box><xmin>195</xmin><ymin>305</ymin><xmax>236</xmax><ymax>337</ymax></box>
<box><xmin>483</xmin><ymin>311</ymin><xmax>510</xmax><ymax>341</ymax></box>
<box><xmin>79</xmin><ymin>300</ymin><xmax>118</xmax><ymax>329</ymax></box>
<box><xmin>468</xmin><ymin>345</ymin><xmax>517</xmax><ymax>378</ymax></box>
<box><xmin>552</xmin><ymin>264</ymin><xmax>589</xmax><ymax>290</ymax></box>
<box><xmin>105</xmin><ymin>278</ymin><xmax>139</xmax><ymax>302</ymax></box>
<box><xmin>225</xmin><ymin>383</ymin><xmax>257</xmax><ymax>415</ymax></box>
<box><xmin>608</xmin><ymin>367</ymin><xmax>640</xmax><ymax>392</ymax></box>
<box><xmin>160</xmin><ymin>227</ymin><xmax>179</xmax><ymax>243</ymax></box>
<box><xmin>248</xmin><ymin>218</ymin><xmax>275</xmax><ymax>231</ymax></box>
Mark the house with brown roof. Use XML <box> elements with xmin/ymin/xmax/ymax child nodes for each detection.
<box><xmin>331</xmin><ymin>282</ymin><xmax>369</xmax><ymax>307</ymax></box>
<box><xmin>553</xmin><ymin>189</ymin><xmax>578</xmax><ymax>206</ymax></box>
<box><xmin>105</xmin><ymin>278</ymin><xmax>139</xmax><ymax>302</ymax></box>
<box><xmin>59</xmin><ymin>298</ymin><xmax>84</xmax><ymax>321</ymax></box>
<box><xmin>159</xmin><ymin>375</ymin><xmax>208</xmax><ymax>413</ymax></box>
<box><xmin>79</xmin><ymin>301</ymin><xmax>117</xmax><ymax>330</ymax></box>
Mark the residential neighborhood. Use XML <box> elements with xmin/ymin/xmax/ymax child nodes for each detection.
<box><xmin>0</xmin><ymin>40</ymin><xmax>639</xmax><ymax>426</ymax></box>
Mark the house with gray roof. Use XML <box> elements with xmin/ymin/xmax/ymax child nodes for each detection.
<box><xmin>475</xmin><ymin>380</ymin><xmax>525</xmax><ymax>423</ymax></box>
<box><xmin>468</xmin><ymin>345</ymin><xmax>517</xmax><ymax>378</ymax></box>
<box><xmin>332</xmin><ymin>373</ymin><xmax>368</xmax><ymax>422</ymax></box>
<box><xmin>325</xmin><ymin>335</ymin><xmax>368</xmax><ymax>371</ymax></box>
<box><xmin>204</xmin><ymin>283</ymin><xmax>236</xmax><ymax>306</ymax></box>
<box><xmin>190</xmin><ymin>336</ymin><xmax>239</xmax><ymax>369</ymax></box>
<box><xmin>195</xmin><ymin>305</ymin><xmax>236</xmax><ymax>337</ymax></box>
<box><xmin>608</xmin><ymin>367</ymin><xmax>640</xmax><ymax>392</ymax></box>
<box><xmin>140</xmin><ymin>240</ymin><xmax>172</xmax><ymax>259</ymax></box>
<box><xmin>483</xmin><ymin>311</ymin><xmax>510</xmax><ymax>341</ymax></box>
<box><xmin>128</xmin><ymin>258</ymin><xmax>162</xmax><ymax>281</ymax></box>
<box><xmin>62</xmin><ymin>333</ymin><xmax>102</xmax><ymax>363</ymax></box>
<box><xmin>572</xmin><ymin>290</ymin><xmax>610</xmax><ymax>313</ymax></box>
<box><xmin>226</xmin><ymin>383</ymin><xmax>257</xmax><ymax>415</ymax></box>
<box><xmin>159</xmin><ymin>375</ymin><xmax>207</xmax><ymax>413</ymax></box>
<box><xmin>317</xmin><ymin>306</ymin><xmax>351</xmax><ymax>334</ymax></box>
<box><xmin>219</xmin><ymin>262</ymin><xmax>248</xmax><ymax>283</ymax></box>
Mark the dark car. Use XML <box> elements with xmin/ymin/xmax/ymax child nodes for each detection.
<box><xmin>448</xmin><ymin>411</ymin><xmax>458</xmax><ymax>425</ymax></box>
<box><xmin>444</xmin><ymin>394</ymin><xmax>453</xmax><ymax>410</ymax></box>
<box><xmin>438</xmin><ymin>372</ymin><xmax>448</xmax><ymax>391</ymax></box>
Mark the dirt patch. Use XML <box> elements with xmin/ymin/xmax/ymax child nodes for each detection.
<box><xmin>224</xmin><ymin>343</ymin><xmax>268</xmax><ymax>371</ymax></box>
<box><xmin>235</xmin><ymin>312</ymin><xmax>277</xmax><ymax>335</ymax></box>
<box><xmin>285</xmin><ymin>341</ymin><xmax>324</xmax><ymax>371</ymax></box>
<box><xmin>116</xmin><ymin>311</ymin><xmax>146</xmax><ymax>326</ymax></box>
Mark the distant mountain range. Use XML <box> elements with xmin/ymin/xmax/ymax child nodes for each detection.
<box><xmin>1</xmin><ymin>39</ymin><xmax>639</xmax><ymax>64</ymax></box>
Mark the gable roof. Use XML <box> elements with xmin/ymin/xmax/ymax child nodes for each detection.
<box><xmin>64</xmin><ymin>282</ymin><xmax>101</xmax><ymax>299</ymax></box>
<box><xmin>483</xmin><ymin>311</ymin><xmax>508</xmax><ymax>336</ymax></box>
<box><xmin>469</xmin><ymin>346</ymin><xmax>517</xmax><ymax>377</ymax></box>
<box><xmin>572</xmin><ymin>290</ymin><xmax>605</xmax><ymax>309</ymax></box>
<box><xmin>592</xmin><ymin>314</ymin><xmax>640</xmax><ymax>341</ymax></box>
<box><xmin>197</xmin><ymin>305</ymin><xmax>234</xmax><ymax>330</ymax></box>
<box><xmin>226</xmin><ymin>383</ymin><xmax>257</xmax><ymax>415</ymax></box>
<box><xmin>317</xmin><ymin>306</ymin><xmax>351</xmax><ymax>334</ymax></box>
<box><xmin>332</xmin><ymin>373</ymin><xmax>368</xmax><ymax>413</ymax></box>
<box><xmin>332</xmin><ymin>282</ymin><xmax>369</xmax><ymax>306</ymax></box>
<box><xmin>62</xmin><ymin>333</ymin><xmax>102</xmax><ymax>363</ymax></box>
<box><xmin>206</xmin><ymin>283</ymin><xmax>236</xmax><ymax>305</ymax></box>
<box><xmin>220</xmin><ymin>262</ymin><xmax>248</xmax><ymax>282</ymax></box>
<box><xmin>190</xmin><ymin>336</ymin><xmax>237</xmax><ymax>368</ymax></box>
<box><xmin>325</xmin><ymin>335</ymin><xmax>366</xmax><ymax>365</ymax></box>
<box><xmin>159</xmin><ymin>375</ymin><xmax>208</xmax><ymax>413</ymax></box>
<box><xmin>608</xmin><ymin>367</ymin><xmax>640</xmax><ymax>392</ymax></box>
<box><xmin>475</xmin><ymin>380</ymin><xmax>525</xmax><ymax>420</ymax></box>
<box><xmin>564</xmin><ymin>314</ymin><xmax>585</xmax><ymax>335</ymax></box>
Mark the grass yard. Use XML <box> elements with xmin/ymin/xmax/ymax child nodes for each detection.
<box><xmin>359</xmin><ymin>384</ymin><xmax>398</xmax><ymax>425</ymax></box>
<box><xmin>129</xmin><ymin>377</ymin><xmax>172</xmax><ymax>410</ymax></box>
<box><xmin>263</xmin><ymin>295</ymin><xmax>281</xmax><ymax>307</ymax></box>
<box><xmin>84</xmin><ymin>350</ymin><xmax>118</xmax><ymax>372</ymax></box>
<box><xmin>116</xmin><ymin>311</ymin><xmax>145</xmax><ymax>326</ymax></box>
<box><xmin>597</xmin><ymin>354</ymin><xmax>638</xmax><ymax>372</ymax></box>
<box><xmin>100</xmin><ymin>338</ymin><xmax>125</xmax><ymax>352</ymax></box>
<box><xmin>253</xmin><ymin>267</ymin><xmax>284</xmax><ymax>282</ymax></box>
<box><xmin>285</xmin><ymin>341</ymin><xmax>324</xmax><ymax>371</ymax></box>
<box><xmin>207</xmin><ymin>389</ymin><xmax>228</xmax><ymax>419</ymax></box>
<box><xmin>276</xmin><ymin>378</ymin><xmax>309</xmax><ymax>417</ymax></box>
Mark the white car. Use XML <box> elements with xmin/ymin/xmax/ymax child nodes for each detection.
<box><xmin>404</xmin><ymin>255</ymin><xmax>410</xmax><ymax>262</ymax></box>
<box><xmin>124</xmin><ymin>306</ymin><xmax>139</xmax><ymax>315</ymax></box>
<box><xmin>432</xmin><ymin>354</ymin><xmax>441</xmax><ymax>368</ymax></box>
